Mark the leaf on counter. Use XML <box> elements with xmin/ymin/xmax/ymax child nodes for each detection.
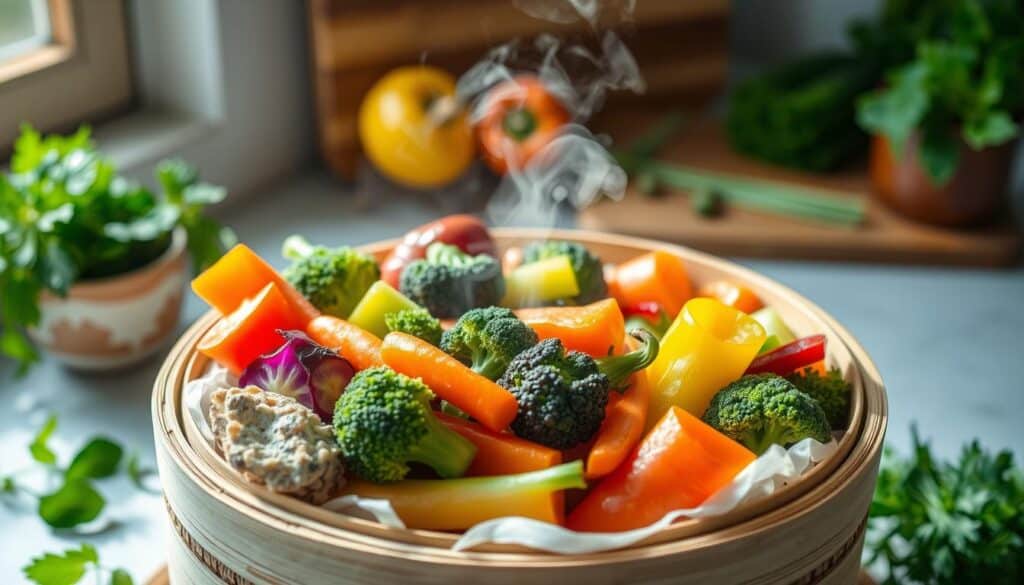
<box><xmin>29</xmin><ymin>415</ymin><xmax>59</xmax><ymax>465</ymax></box>
<box><xmin>22</xmin><ymin>544</ymin><xmax>98</xmax><ymax>585</ymax></box>
<box><xmin>65</xmin><ymin>438</ymin><xmax>124</xmax><ymax>481</ymax></box>
<box><xmin>38</xmin><ymin>479</ymin><xmax>105</xmax><ymax>529</ymax></box>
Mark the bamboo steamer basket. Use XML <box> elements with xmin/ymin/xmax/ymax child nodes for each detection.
<box><xmin>153</xmin><ymin>228</ymin><xmax>887</xmax><ymax>585</ymax></box>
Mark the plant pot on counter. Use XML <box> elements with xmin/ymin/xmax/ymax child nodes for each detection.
<box><xmin>870</xmin><ymin>132</ymin><xmax>1018</xmax><ymax>227</ymax></box>
<box><xmin>28</xmin><ymin>228</ymin><xmax>188</xmax><ymax>370</ymax></box>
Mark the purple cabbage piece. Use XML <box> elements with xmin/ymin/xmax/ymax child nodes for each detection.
<box><xmin>238</xmin><ymin>330</ymin><xmax>354</xmax><ymax>420</ymax></box>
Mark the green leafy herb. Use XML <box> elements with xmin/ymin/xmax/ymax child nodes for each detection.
<box><xmin>23</xmin><ymin>544</ymin><xmax>133</xmax><ymax>585</ymax></box>
<box><xmin>65</xmin><ymin>438</ymin><xmax>124</xmax><ymax>481</ymax></box>
<box><xmin>1</xmin><ymin>126</ymin><xmax>236</xmax><ymax>375</ymax></box>
<box><xmin>23</xmin><ymin>544</ymin><xmax>98</xmax><ymax>585</ymax></box>
<box><xmin>30</xmin><ymin>414</ymin><xmax>59</xmax><ymax>465</ymax></box>
<box><xmin>38</xmin><ymin>479</ymin><xmax>105</xmax><ymax>529</ymax></box>
<box><xmin>857</xmin><ymin>0</ymin><xmax>1024</xmax><ymax>183</ymax></box>
<box><xmin>867</xmin><ymin>426</ymin><xmax>1024</xmax><ymax>584</ymax></box>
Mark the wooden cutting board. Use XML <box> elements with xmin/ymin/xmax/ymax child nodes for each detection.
<box><xmin>581</xmin><ymin>117</ymin><xmax>1021</xmax><ymax>267</ymax></box>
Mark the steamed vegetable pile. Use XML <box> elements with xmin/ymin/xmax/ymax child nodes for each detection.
<box><xmin>190</xmin><ymin>214</ymin><xmax>853</xmax><ymax>532</ymax></box>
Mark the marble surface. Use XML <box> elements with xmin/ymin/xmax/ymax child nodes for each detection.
<box><xmin>2</xmin><ymin>171</ymin><xmax>1022</xmax><ymax>582</ymax></box>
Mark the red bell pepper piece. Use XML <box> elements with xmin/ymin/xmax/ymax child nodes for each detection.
<box><xmin>745</xmin><ymin>334</ymin><xmax>826</xmax><ymax>376</ymax></box>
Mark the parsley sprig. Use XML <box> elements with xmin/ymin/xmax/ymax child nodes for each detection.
<box><xmin>1</xmin><ymin>415</ymin><xmax>155</xmax><ymax>529</ymax></box>
<box><xmin>867</xmin><ymin>426</ymin><xmax>1024</xmax><ymax>584</ymax></box>
<box><xmin>0</xmin><ymin>125</ymin><xmax>235</xmax><ymax>375</ymax></box>
<box><xmin>23</xmin><ymin>544</ymin><xmax>133</xmax><ymax>585</ymax></box>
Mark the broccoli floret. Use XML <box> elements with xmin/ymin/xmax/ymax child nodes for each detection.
<box><xmin>440</xmin><ymin>306</ymin><xmax>538</xmax><ymax>380</ymax></box>
<box><xmin>702</xmin><ymin>374</ymin><xmax>831</xmax><ymax>455</ymax></box>
<box><xmin>333</xmin><ymin>367</ymin><xmax>477</xmax><ymax>482</ymax></box>
<box><xmin>399</xmin><ymin>243</ymin><xmax>504</xmax><ymax>318</ymax></box>
<box><xmin>385</xmin><ymin>307</ymin><xmax>443</xmax><ymax>346</ymax></box>
<box><xmin>498</xmin><ymin>330</ymin><xmax>659</xmax><ymax>449</ymax></box>
<box><xmin>522</xmin><ymin>240</ymin><xmax>607</xmax><ymax>304</ymax></box>
<box><xmin>282</xmin><ymin>235</ymin><xmax>380</xmax><ymax>318</ymax></box>
<box><xmin>787</xmin><ymin>367</ymin><xmax>851</xmax><ymax>429</ymax></box>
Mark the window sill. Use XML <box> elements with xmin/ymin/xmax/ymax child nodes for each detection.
<box><xmin>94</xmin><ymin>108</ymin><xmax>218</xmax><ymax>173</ymax></box>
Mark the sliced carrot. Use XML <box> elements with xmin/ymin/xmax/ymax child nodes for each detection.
<box><xmin>566</xmin><ymin>406</ymin><xmax>755</xmax><ymax>533</ymax></box>
<box><xmin>437</xmin><ymin>413</ymin><xmax>561</xmax><ymax>476</ymax></box>
<box><xmin>698</xmin><ymin>280</ymin><xmax>764</xmax><ymax>314</ymax></box>
<box><xmin>306</xmin><ymin>315</ymin><xmax>383</xmax><ymax>371</ymax></box>
<box><xmin>191</xmin><ymin>244</ymin><xmax>319</xmax><ymax>323</ymax></box>
<box><xmin>516</xmin><ymin>298</ymin><xmax>625</xmax><ymax>357</ymax></box>
<box><xmin>380</xmin><ymin>332</ymin><xmax>519</xmax><ymax>432</ymax></box>
<box><xmin>609</xmin><ymin>250</ymin><xmax>692</xmax><ymax>318</ymax></box>
<box><xmin>585</xmin><ymin>368</ymin><xmax>651</xmax><ymax>480</ymax></box>
<box><xmin>198</xmin><ymin>283</ymin><xmax>305</xmax><ymax>374</ymax></box>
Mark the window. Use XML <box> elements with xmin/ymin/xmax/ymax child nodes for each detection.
<box><xmin>0</xmin><ymin>0</ymin><xmax>135</xmax><ymax>151</ymax></box>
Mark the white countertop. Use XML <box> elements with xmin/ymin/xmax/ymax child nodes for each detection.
<box><xmin>3</xmin><ymin>171</ymin><xmax>1023</xmax><ymax>582</ymax></box>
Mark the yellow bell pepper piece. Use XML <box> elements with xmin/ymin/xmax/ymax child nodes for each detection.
<box><xmin>647</xmin><ymin>298</ymin><xmax>766</xmax><ymax>426</ymax></box>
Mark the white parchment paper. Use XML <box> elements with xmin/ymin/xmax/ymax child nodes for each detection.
<box><xmin>185</xmin><ymin>365</ymin><xmax>838</xmax><ymax>554</ymax></box>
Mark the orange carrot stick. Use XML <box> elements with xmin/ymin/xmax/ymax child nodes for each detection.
<box><xmin>192</xmin><ymin>244</ymin><xmax>320</xmax><ymax>323</ymax></box>
<box><xmin>698</xmin><ymin>280</ymin><xmax>764</xmax><ymax>314</ymax></box>
<box><xmin>306</xmin><ymin>315</ymin><xmax>383</xmax><ymax>371</ymax></box>
<box><xmin>437</xmin><ymin>413</ymin><xmax>561</xmax><ymax>476</ymax></box>
<box><xmin>380</xmin><ymin>332</ymin><xmax>519</xmax><ymax>432</ymax></box>
<box><xmin>566</xmin><ymin>406</ymin><xmax>755</xmax><ymax>532</ymax></box>
<box><xmin>516</xmin><ymin>298</ymin><xmax>625</xmax><ymax>357</ymax></box>
<box><xmin>609</xmin><ymin>250</ymin><xmax>692</xmax><ymax>318</ymax></box>
<box><xmin>585</xmin><ymin>368</ymin><xmax>651</xmax><ymax>480</ymax></box>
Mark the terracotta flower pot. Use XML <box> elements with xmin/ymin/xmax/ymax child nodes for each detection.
<box><xmin>869</xmin><ymin>132</ymin><xmax>1018</xmax><ymax>227</ymax></box>
<box><xmin>28</xmin><ymin>228</ymin><xmax>188</xmax><ymax>370</ymax></box>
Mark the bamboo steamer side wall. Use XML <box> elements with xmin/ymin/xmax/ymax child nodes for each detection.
<box><xmin>308</xmin><ymin>0</ymin><xmax>731</xmax><ymax>177</ymax></box>
<box><xmin>154</xmin><ymin>230</ymin><xmax>886</xmax><ymax>585</ymax></box>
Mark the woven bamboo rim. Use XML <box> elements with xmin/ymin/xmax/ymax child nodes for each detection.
<box><xmin>154</xmin><ymin>228</ymin><xmax>887</xmax><ymax>564</ymax></box>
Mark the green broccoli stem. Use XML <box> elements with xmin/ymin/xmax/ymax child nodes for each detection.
<box><xmin>472</xmin><ymin>348</ymin><xmax>506</xmax><ymax>381</ymax></box>
<box><xmin>406</xmin><ymin>414</ymin><xmax>478</xmax><ymax>478</ymax></box>
<box><xmin>596</xmin><ymin>329</ymin><xmax>660</xmax><ymax>391</ymax></box>
<box><xmin>745</xmin><ymin>425</ymin><xmax>795</xmax><ymax>456</ymax></box>
<box><xmin>282</xmin><ymin>234</ymin><xmax>315</xmax><ymax>260</ymax></box>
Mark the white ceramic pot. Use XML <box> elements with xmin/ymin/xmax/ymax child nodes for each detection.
<box><xmin>29</xmin><ymin>228</ymin><xmax>188</xmax><ymax>370</ymax></box>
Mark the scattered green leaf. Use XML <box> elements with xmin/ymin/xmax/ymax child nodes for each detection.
<box><xmin>109</xmin><ymin>569</ymin><xmax>133</xmax><ymax>585</ymax></box>
<box><xmin>38</xmin><ymin>479</ymin><xmax>105</xmax><ymax>529</ymax></box>
<box><xmin>23</xmin><ymin>544</ymin><xmax>98</xmax><ymax>585</ymax></box>
<box><xmin>29</xmin><ymin>415</ymin><xmax>59</xmax><ymax>465</ymax></box>
<box><xmin>65</xmin><ymin>438</ymin><xmax>124</xmax><ymax>481</ymax></box>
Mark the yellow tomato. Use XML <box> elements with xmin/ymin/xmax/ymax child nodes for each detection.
<box><xmin>358</xmin><ymin>66</ymin><xmax>475</xmax><ymax>188</ymax></box>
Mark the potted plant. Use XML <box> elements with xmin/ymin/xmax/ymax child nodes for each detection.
<box><xmin>0</xmin><ymin>126</ymin><xmax>234</xmax><ymax>374</ymax></box>
<box><xmin>856</xmin><ymin>0</ymin><xmax>1024</xmax><ymax>227</ymax></box>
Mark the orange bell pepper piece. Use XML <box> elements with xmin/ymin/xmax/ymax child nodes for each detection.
<box><xmin>516</xmin><ymin>298</ymin><xmax>625</xmax><ymax>357</ymax></box>
<box><xmin>437</xmin><ymin>413</ymin><xmax>561</xmax><ymax>476</ymax></box>
<box><xmin>566</xmin><ymin>406</ymin><xmax>756</xmax><ymax>533</ymax></box>
<box><xmin>799</xmin><ymin>359</ymin><xmax>829</xmax><ymax>377</ymax></box>
<box><xmin>608</xmin><ymin>250</ymin><xmax>692</xmax><ymax>318</ymax></box>
<box><xmin>380</xmin><ymin>332</ymin><xmax>519</xmax><ymax>432</ymax></box>
<box><xmin>585</xmin><ymin>368</ymin><xmax>651</xmax><ymax>480</ymax></box>
<box><xmin>197</xmin><ymin>282</ymin><xmax>307</xmax><ymax>374</ymax></box>
<box><xmin>191</xmin><ymin>243</ymin><xmax>319</xmax><ymax>324</ymax></box>
<box><xmin>698</xmin><ymin>280</ymin><xmax>764</xmax><ymax>314</ymax></box>
<box><xmin>306</xmin><ymin>315</ymin><xmax>383</xmax><ymax>371</ymax></box>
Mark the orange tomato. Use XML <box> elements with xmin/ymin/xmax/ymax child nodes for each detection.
<box><xmin>198</xmin><ymin>282</ymin><xmax>306</xmax><ymax>374</ymax></box>
<box><xmin>475</xmin><ymin>75</ymin><xmax>571</xmax><ymax>174</ymax></box>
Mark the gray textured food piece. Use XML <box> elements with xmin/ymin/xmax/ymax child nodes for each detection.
<box><xmin>208</xmin><ymin>386</ymin><xmax>344</xmax><ymax>504</ymax></box>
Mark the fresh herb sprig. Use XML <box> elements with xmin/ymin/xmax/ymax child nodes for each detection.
<box><xmin>867</xmin><ymin>426</ymin><xmax>1024</xmax><ymax>584</ymax></box>
<box><xmin>23</xmin><ymin>544</ymin><xmax>134</xmax><ymax>585</ymax></box>
<box><xmin>0</xmin><ymin>126</ymin><xmax>235</xmax><ymax>374</ymax></box>
<box><xmin>856</xmin><ymin>0</ymin><xmax>1024</xmax><ymax>183</ymax></box>
<box><xmin>1</xmin><ymin>415</ymin><xmax>153</xmax><ymax>529</ymax></box>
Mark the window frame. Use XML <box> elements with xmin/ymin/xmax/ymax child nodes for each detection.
<box><xmin>0</xmin><ymin>0</ymin><xmax>135</xmax><ymax>153</ymax></box>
